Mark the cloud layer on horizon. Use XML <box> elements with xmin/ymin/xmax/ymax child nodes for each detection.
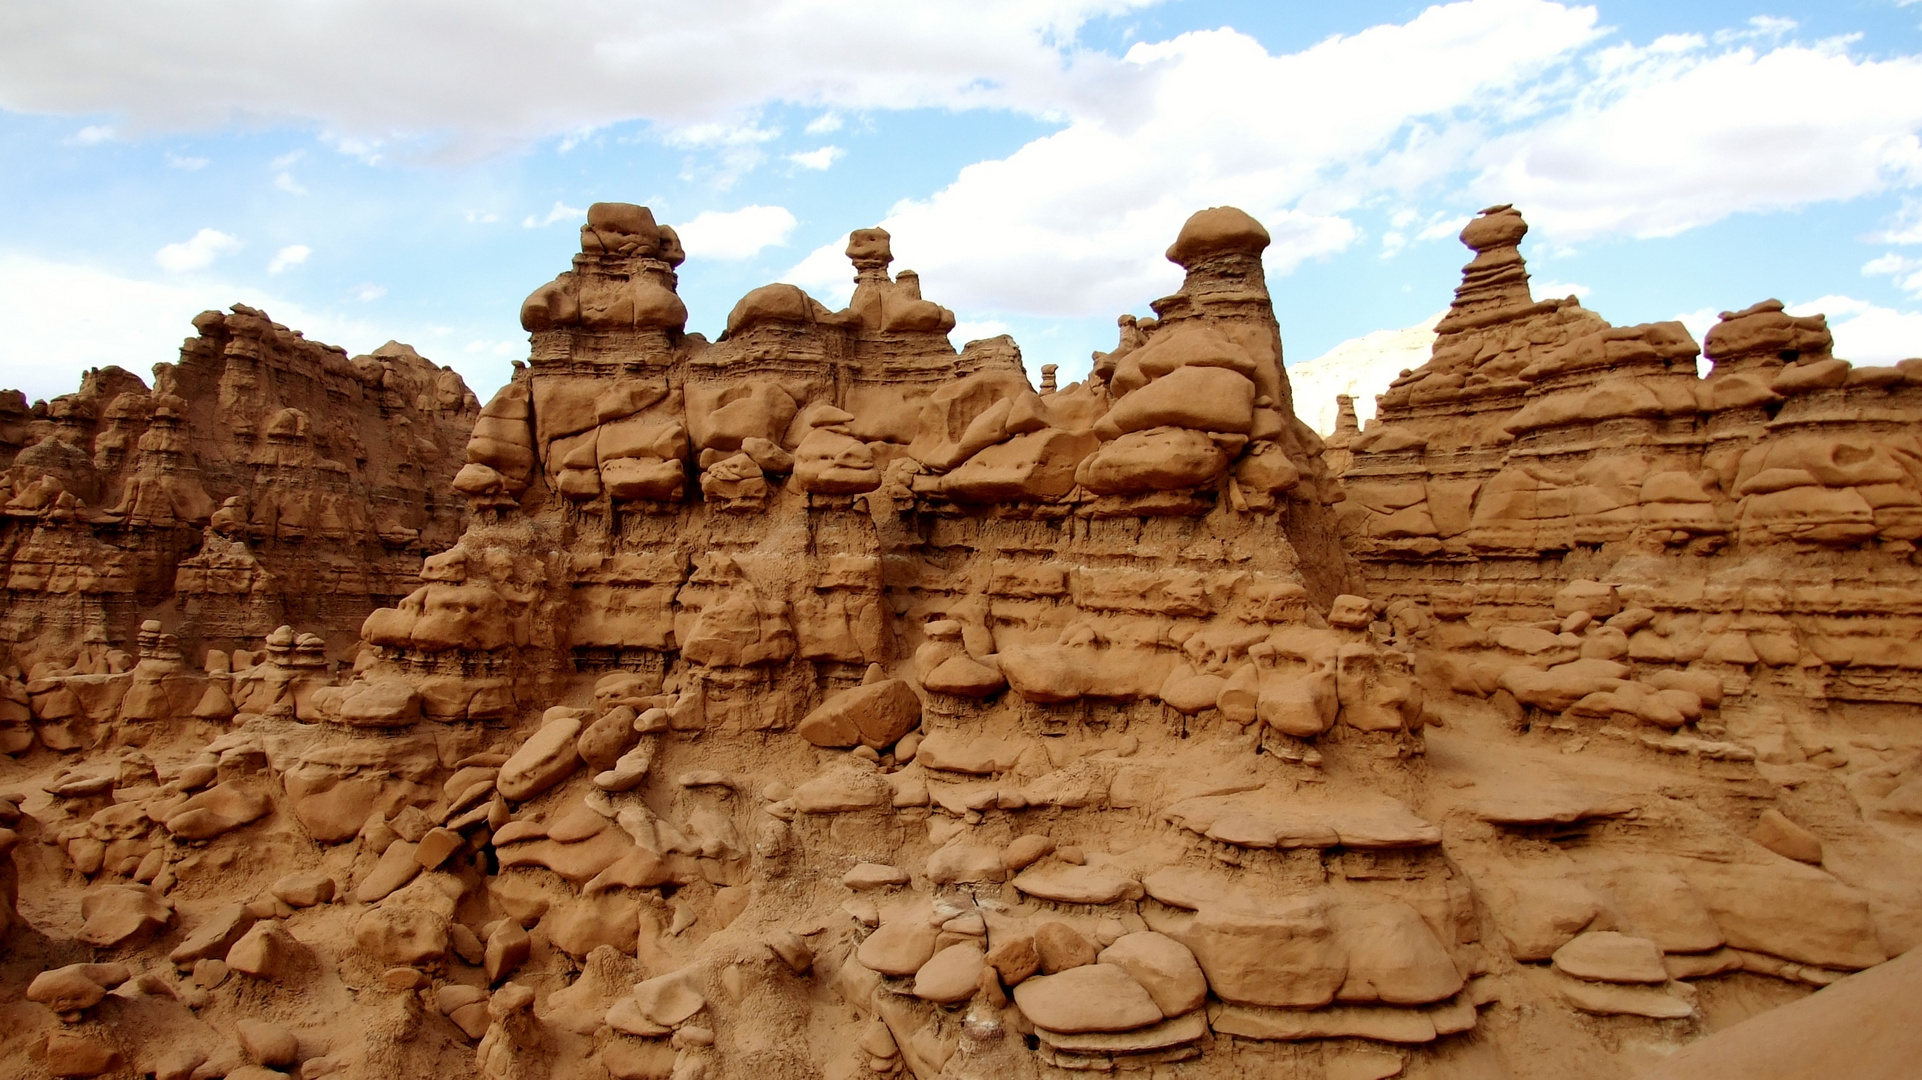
<box><xmin>0</xmin><ymin>0</ymin><xmax>1157</xmax><ymax>155</ymax></box>
<box><xmin>785</xmin><ymin>6</ymin><xmax>1922</xmax><ymax>322</ymax></box>
<box><xmin>3</xmin><ymin>0</ymin><xmax>1921</xmax><ymax>399</ymax></box>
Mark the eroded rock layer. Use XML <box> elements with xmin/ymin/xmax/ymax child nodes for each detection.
<box><xmin>1</xmin><ymin>203</ymin><xmax>1919</xmax><ymax>1080</ymax></box>
<box><xmin>0</xmin><ymin>307</ymin><xmax>476</xmax><ymax>668</ymax></box>
<box><xmin>0</xmin><ymin>310</ymin><xmax>476</xmax><ymax>753</ymax></box>
<box><xmin>1342</xmin><ymin>206</ymin><xmax>1922</xmax><ymax>732</ymax></box>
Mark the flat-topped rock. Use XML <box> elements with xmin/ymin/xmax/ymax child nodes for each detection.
<box><xmin>1099</xmin><ymin>932</ymin><xmax>1208</xmax><ymax>1016</ymax></box>
<box><xmin>1335</xmin><ymin>901</ymin><xmax>1464</xmax><ymax>1005</ymax></box>
<box><xmin>1552</xmin><ymin>931</ymin><xmax>1669</xmax><ymax>984</ymax></box>
<box><xmin>1686</xmin><ymin>861</ymin><xmax>1886</xmax><ymax>971</ymax></box>
<box><xmin>1013</xmin><ymin>863</ymin><xmax>1142</xmax><ymax>905</ymax></box>
<box><xmin>925</xmin><ymin>843</ymin><xmax>1006</xmax><ymax>884</ymax></box>
<box><xmin>1035</xmin><ymin>921</ymin><xmax>1098</xmax><ymax>973</ymax></box>
<box><xmin>1326</xmin><ymin>802</ymin><xmax>1444</xmax><ymax>849</ymax></box>
<box><xmin>28</xmin><ymin>963</ymin><xmax>127</xmax><ymax>1013</ymax></box>
<box><xmin>41</xmin><ymin>1031</ymin><xmax>122</xmax><ymax>1077</ymax></box>
<box><xmin>1170</xmin><ymin>892</ymin><xmax>1347</xmax><ymax>1009</ymax></box>
<box><xmin>1465</xmin><ymin>783</ymin><xmax>1639</xmax><ymax>825</ymax></box>
<box><xmin>77</xmin><ymin>883</ymin><xmax>170</xmax><ymax>946</ymax></box>
<box><xmin>842</xmin><ymin>862</ymin><xmax>910</xmax><ymax>890</ymax></box>
<box><xmin>1141</xmin><ymin>866</ymin><xmax>1241</xmax><ymax>911</ymax></box>
<box><xmin>236</xmin><ymin>1019</ymin><xmax>299</xmax><ymax>1067</ymax></box>
<box><xmin>1163</xmin><ymin>792</ymin><xmax>1440</xmax><ymax>850</ymax></box>
<box><xmin>631</xmin><ymin>970</ymin><xmax>706</xmax><ymax>1027</ymax></box>
<box><xmin>1013</xmin><ymin>964</ymin><xmax>1164</xmax><ymax>1033</ymax></box>
<box><xmin>914</xmin><ymin>943</ymin><xmax>985</xmax><ymax>1003</ymax></box>
<box><xmin>796</xmin><ymin>679</ymin><xmax>923</xmax><ymax>749</ymax></box>
<box><xmin>858</xmin><ymin>919</ymin><xmax>938</xmax><ymax>976</ymax></box>
<box><xmin>1204</xmin><ymin>809</ymin><xmax>1340</xmax><ymax>848</ymax></box>
<box><xmin>1034</xmin><ymin>1011</ymin><xmax>1208</xmax><ymax>1053</ymax></box>
<box><xmin>271</xmin><ymin>872</ymin><xmax>336</xmax><ymax>908</ymax></box>
<box><xmin>915</xmin><ymin>731</ymin><xmax>1029</xmax><ymax>775</ymax></box>
<box><xmin>497</xmin><ymin>710</ymin><xmax>586</xmax><ymax>801</ymax></box>
<box><xmin>1210</xmin><ymin>1003</ymin><xmax>1438</xmax><ymax>1044</ymax></box>
<box><xmin>791</xmin><ymin>766</ymin><xmax>891</xmax><ymax>813</ymax></box>
<box><xmin>1553</xmin><ymin>972</ymin><xmax>1694</xmax><ymax>1018</ymax></box>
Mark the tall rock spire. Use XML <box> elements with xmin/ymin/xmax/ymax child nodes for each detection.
<box><xmin>1437</xmin><ymin>203</ymin><xmax>1535</xmax><ymax>333</ymax></box>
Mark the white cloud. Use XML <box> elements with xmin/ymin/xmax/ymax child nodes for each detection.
<box><xmin>321</xmin><ymin>132</ymin><xmax>383</xmax><ymax>164</ymax></box>
<box><xmin>66</xmin><ymin>123</ymin><xmax>113</xmax><ymax>145</ymax></box>
<box><xmin>1531</xmin><ymin>279</ymin><xmax>1591</xmax><ymax>299</ymax></box>
<box><xmin>557</xmin><ymin>126</ymin><xmax>601</xmax><ymax>153</ymax></box>
<box><xmin>1674</xmin><ymin>306</ymin><xmax>1720</xmax><ymax>349</ymax></box>
<box><xmin>0</xmin><ymin>251</ymin><xmax>513</xmax><ymax>403</ymax></box>
<box><xmin>788</xmin><ymin>2</ymin><xmax>1598</xmax><ymax>319</ymax></box>
<box><xmin>0</xmin><ymin>255</ymin><xmax>228</xmax><ymax>400</ymax></box>
<box><xmin>1863</xmin><ymin>253</ymin><xmax>1920</xmax><ymax>274</ymax></box>
<box><xmin>1469</xmin><ymin>36</ymin><xmax>1922</xmax><ymax>239</ymax></box>
<box><xmin>1872</xmin><ymin>198</ymin><xmax>1922</xmax><ymax>244</ymax></box>
<box><xmin>755</xmin><ymin>4</ymin><xmax>1922</xmax><ymax>333</ymax></box>
<box><xmin>1416</xmin><ymin>215</ymin><xmax>1472</xmax><ymax>242</ymax></box>
<box><xmin>11</xmin><ymin>0</ymin><xmax>1922</xmax><ymax>342</ymax></box>
<box><xmin>787</xmin><ymin>242</ymin><xmax>859</xmax><ymax>308</ymax></box>
<box><xmin>1788</xmin><ymin>295</ymin><xmax>1922</xmax><ymax>363</ymax></box>
<box><xmin>351</xmin><ymin>283</ymin><xmax>387</xmax><ymax>302</ymax></box>
<box><xmin>164</xmin><ymin>150</ymin><xmax>207</xmax><ymax>170</ymax></box>
<box><xmin>676</xmin><ymin>205</ymin><xmax>798</xmax><ymax>260</ymax></box>
<box><xmin>269</xmin><ymin>149</ymin><xmax>304</xmax><ymax>169</ymax></box>
<box><xmin>949</xmin><ymin>319</ymin><xmax>1014</xmax><ymax>349</ymax></box>
<box><xmin>0</xmin><ymin>0</ymin><xmax>1159</xmax><ymax>154</ymax></box>
<box><xmin>787</xmin><ymin>145</ymin><xmax>844</xmax><ymax>170</ymax></box>
<box><xmin>154</xmin><ymin>227</ymin><xmax>241</xmax><ymax>272</ymax></box>
<box><xmin>663</xmin><ymin>121</ymin><xmax>781</xmax><ymax>148</ymax></box>
<box><xmin>273</xmin><ymin>171</ymin><xmax>308</xmax><ymax>195</ymax></box>
<box><xmin>1713</xmin><ymin>15</ymin><xmax>1796</xmax><ymax>45</ymax></box>
<box><xmin>464</xmin><ymin>210</ymin><xmax>501</xmax><ymax>224</ymax></box>
<box><xmin>1671</xmin><ymin>306</ymin><xmax>1723</xmax><ymax>376</ymax></box>
<box><xmin>0</xmin><ymin>254</ymin><xmax>344</xmax><ymax>398</ymax></box>
<box><xmin>664</xmin><ymin>120</ymin><xmax>784</xmax><ymax>187</ymax></box>
<box><xmin>267</xmin><ymin>244</ymin><xmax>310</xmax><ymax>274</ymax></box>
<box><xmin>1864</xmin><ymin>252</ymin><xmax>1922</xmax><ymax>296</ymax></box>
<box><xmin>523</xmin><ymin>201</ymin><xmax>584</xmax><ymax>228</ymax></box>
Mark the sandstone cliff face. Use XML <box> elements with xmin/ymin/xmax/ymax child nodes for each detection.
<box><xmin>0</xmin><ymin>307</ymin><xmax>476</xmax><ymax>753</ymax></box>
<box><xmin>1341</xmin><ymin>206</ymin><xmax>1922</xmax><ymax>726</ymax></box>
<box><xmin>1</xmin><ymin>204</ymin><xmax>1920</xmax><ymax>1080</ymax></box>
<box><xmin>357</xmin><ymin>202</ymin><xmax>1354</xmax><ymax>734</ymax></box>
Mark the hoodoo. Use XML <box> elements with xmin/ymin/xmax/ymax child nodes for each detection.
<box><xmin>1</xmin><ymin>201</ymin><xmax>1919</xmax><ymax>1080</ymax></box>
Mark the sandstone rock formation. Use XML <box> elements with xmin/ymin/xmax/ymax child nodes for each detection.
<box><xmin>0</xmin><ymin>311</ymin><xmax>476</xmax><ymax>673</ymax></box>
<box><xmin>0</xmin><ymin>201</ymin><xmax>1917</xmax><ymax>1080</ymax></box>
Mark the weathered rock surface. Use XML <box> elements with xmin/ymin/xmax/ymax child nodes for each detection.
<box><xmin>0</xmin><ymin>318</ymin><xmax>474</xmax><ymax>680</ymax></box>
<box><xmin>1013</xmin><ymin>964</ymin><xmax>1165</xmax><ymax>1033</ymax></box>
<box><xmin>1552</xmin><ymin>931</ymin><xmax>1669</xmax><ymax>984</ymax></box>
<box><xmin>0</xmin><ymin>200</ymin><xmax>1916</xmax><ymax>1080</ymax></box>
<box><xmin>1098</xmin><ymin>932</ymin><xmax>1208</xmax><ymax>1017</ymax></box>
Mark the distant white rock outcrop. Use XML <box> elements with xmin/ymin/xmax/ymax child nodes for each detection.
<box><xmin>1286</xmin><ymin>312</ymin><xmax>1442</xmax><ymax>435</ymax></box>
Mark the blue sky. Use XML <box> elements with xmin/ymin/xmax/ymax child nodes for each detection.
<box><xmin>3</xmin><ymin>0</ymin><xmax>1922</xmax><ymax>403</ymax></box>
